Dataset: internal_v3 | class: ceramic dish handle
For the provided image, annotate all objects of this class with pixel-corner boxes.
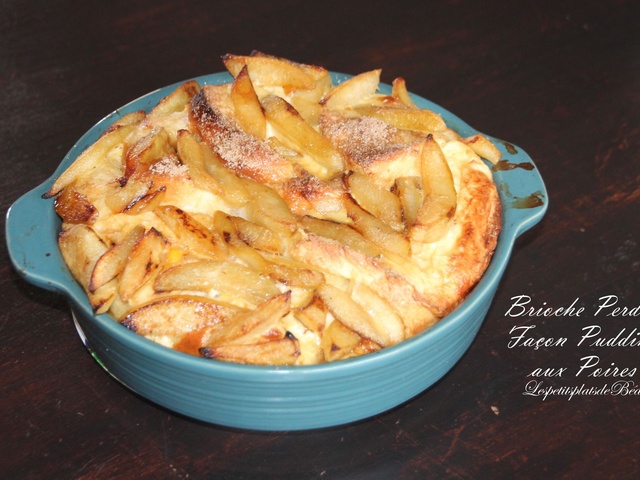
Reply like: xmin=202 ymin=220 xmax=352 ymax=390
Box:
xmin=6 ymin=182 xmax=73 ymax=296
xmin=489 ymin=139 xmax=548 ymax=242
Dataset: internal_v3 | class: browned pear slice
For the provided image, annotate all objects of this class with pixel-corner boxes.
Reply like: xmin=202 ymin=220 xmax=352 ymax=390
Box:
xmin=200 ymin=336 xmax=300 ymax=366
xmin=345 ymin=172 xmax=404 ymax=231
xmin=201 ymin=291 xmax=292 ymax=347
xmin=391 ymin=77 xmax=418 ymax=108
xmin=121 ymin=295 xmax=241 ymax=339
xmin=231 ymin=65 xmax=267 ymax=139
xmin=242 ymin=179 xmax=297 ymax=239
xmin=124 ymin=127 xmax=173 ymax=178
xmin=154 ymin=205 xmax=228 ymax=259
xmin=154 ymin=259 xmax=281 ymax=308
xmin=262 ymin=95 xmax=345 ymax=180
xmin=294 ymin=296 xmax=328 ymax=336
xmin=58 ymin=224 xmax=117 ymax=313
xmin=463 ymin=133 xmax=502 ymax=164
xmin=318 ymin=283 xmax=393 ymax=347
xmin=90 ymin=224 xmax=146 ymax=292
xmin=176 ymin=129 xmax=225 ymax=197
xmin=410 ymin=135 xmax=457 ymax=243
xmin=321 ymin=69 xmax=381 ymax=109
xmin=353 ymin=105 xmax=446 ymax=135
xmin=223 ymin=53 xmax=317 ymax=90
xmin=298 ymin=216 xmax=382 ymax=259
xmin=147 ymin=80 xmax=200 ymax=118
xmin=345 ymin=200 xmax=410 ymax=257
xmin=321 ymin=319 xmax=362 ymax=362
xmin=54 ymin=181 xmax=98 ymax=225
xmin=393 ymin=176 xmax=422 ymax=228
xmin=46 ymin=124 xmax=137 ymax=198
xmin=118 ymin=228 xmax=167 ymax=301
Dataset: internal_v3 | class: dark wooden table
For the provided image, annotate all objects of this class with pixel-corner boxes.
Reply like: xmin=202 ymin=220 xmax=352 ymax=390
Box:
xmin=2 ymin=1 xmax=639 ymax=478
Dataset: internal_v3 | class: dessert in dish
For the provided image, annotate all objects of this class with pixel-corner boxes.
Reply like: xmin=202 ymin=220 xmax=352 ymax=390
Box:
xmin=45 ymin=52 xmax=502 ymax=365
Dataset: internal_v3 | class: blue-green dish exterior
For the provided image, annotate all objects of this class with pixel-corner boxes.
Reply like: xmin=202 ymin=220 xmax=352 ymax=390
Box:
xmin=6 ymin=72 xmax=547 ymax=431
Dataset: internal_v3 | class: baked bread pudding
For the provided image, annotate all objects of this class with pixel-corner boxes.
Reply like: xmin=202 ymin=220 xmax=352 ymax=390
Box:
xmin=46 ymin=52 xmax=502 ymax=365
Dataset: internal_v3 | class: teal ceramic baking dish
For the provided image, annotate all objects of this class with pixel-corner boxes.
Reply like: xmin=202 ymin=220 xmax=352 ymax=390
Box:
xmin=6 ymin=72 xmax=547 ymax=431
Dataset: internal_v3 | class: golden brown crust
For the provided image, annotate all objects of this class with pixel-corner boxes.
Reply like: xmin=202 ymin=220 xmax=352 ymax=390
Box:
xmin=191 ymin=86 xmax=295 ymax=184
xmin=279 ymin=169 xmax=349 ymax=223
xmin=319 ymin=110 xmax=423 ymax=188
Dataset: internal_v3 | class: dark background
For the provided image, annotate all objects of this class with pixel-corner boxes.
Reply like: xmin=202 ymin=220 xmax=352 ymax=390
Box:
xmin=2 ymin=1 xmax=639 ymax=478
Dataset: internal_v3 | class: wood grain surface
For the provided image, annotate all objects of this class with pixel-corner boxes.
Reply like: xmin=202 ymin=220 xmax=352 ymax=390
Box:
xmin=2 ymin=1 xmax=639 ymax=478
